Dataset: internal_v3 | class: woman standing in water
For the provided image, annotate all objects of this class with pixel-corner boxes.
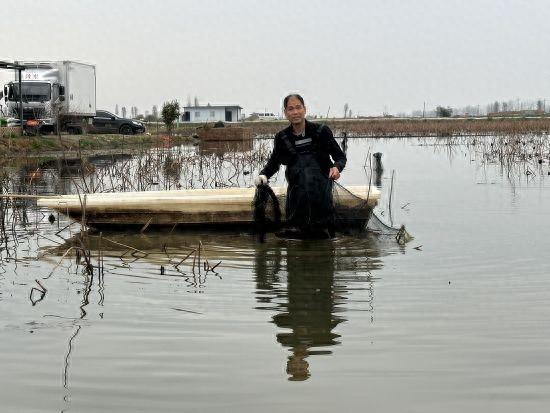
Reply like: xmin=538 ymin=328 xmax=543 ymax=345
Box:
xmin=255 ymin=94 xmax=346 ymax=236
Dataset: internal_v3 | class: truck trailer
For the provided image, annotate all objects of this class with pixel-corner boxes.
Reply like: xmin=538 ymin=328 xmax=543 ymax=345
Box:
xmin=1 ymin=60 xmax=96 ymax=134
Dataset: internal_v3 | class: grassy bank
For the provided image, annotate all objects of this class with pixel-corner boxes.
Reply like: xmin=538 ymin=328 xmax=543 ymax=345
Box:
xmin=168 ymin=117 xmax=550 ymax=137
xmin=0 ymin=133 xmax=196 ymax=155
xmin=321 ymin=117 xmax=550 ymax=137
xmin=2 ymin=117 xmax=549 ymax=156
xmin=82 ymin=117 xmax=550 ymax=141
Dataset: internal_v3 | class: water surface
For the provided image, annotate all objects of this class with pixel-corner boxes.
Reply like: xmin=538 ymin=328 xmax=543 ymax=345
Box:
xmin=1 ymin=136 xmax=549 ymax=412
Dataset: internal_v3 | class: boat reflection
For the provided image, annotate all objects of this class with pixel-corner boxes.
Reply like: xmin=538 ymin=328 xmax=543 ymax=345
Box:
xmin=42 ymin=229 xmax=388 ymax=381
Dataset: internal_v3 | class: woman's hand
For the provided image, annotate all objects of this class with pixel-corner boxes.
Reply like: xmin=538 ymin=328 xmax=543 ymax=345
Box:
xmin=254 ymin=175 xmax=268 ymax=186
xmin=328 ymin=167 xmax=340 ymax=180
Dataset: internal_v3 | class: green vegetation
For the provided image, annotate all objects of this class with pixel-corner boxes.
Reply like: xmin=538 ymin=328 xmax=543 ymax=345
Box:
xmin=0 ymin=132 xmax=196 ymax=155
xmin=435 ymin=106 xmax=453 ymax=117
xmin=161 ymin=101 xmax=181 ymax=135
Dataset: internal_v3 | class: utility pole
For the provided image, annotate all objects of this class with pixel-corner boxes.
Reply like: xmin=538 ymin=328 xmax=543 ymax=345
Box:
xmin=18 ymin=68 xmax=23 ymax=135
xmin=423 ymin=101 xmax=426 ymax=118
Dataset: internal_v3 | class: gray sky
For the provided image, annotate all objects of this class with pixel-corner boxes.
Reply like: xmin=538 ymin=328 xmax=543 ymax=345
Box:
xmin=3 ymin=0 xmax=549 ymax=116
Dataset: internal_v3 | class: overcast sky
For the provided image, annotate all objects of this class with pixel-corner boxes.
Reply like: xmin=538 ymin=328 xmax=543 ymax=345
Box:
xmin=2 ymin=0 xmax=549 ymax=116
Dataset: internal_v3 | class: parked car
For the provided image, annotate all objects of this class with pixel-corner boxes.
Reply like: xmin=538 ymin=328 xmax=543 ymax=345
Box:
xmin=89 ymin=110 xmax=145 ymax=135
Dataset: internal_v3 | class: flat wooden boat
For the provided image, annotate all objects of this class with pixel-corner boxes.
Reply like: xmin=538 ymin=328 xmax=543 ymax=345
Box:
xmin=37 ymin=186 xmax=380 ymax=228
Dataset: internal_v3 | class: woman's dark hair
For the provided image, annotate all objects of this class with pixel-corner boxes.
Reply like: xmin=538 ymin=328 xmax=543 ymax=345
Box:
xmin=283 ymin=94 xmax=305 ymax=109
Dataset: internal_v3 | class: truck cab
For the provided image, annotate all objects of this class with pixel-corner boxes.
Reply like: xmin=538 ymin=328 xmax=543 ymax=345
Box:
xmin=3 ymin=81 xmax=61 ymax=128
xmin=2 ymin=61 xmax=94 ymax=134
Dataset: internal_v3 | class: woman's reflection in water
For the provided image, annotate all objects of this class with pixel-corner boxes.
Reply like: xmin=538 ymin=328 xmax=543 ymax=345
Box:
xmin=254 ymin=240 xmax=370 ymax=381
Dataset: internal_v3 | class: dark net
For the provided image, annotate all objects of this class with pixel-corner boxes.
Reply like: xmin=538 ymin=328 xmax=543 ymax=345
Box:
xmin=333 ymin=181 xmax=413 ymax=244
xmin=331 ymin=181 xmax=373 ymax=233
xmin=253 ymin=185 xmax=282 ymax=242
xmin=253 ymin=180 xmax=412 ymax=243
xmin=367 ymin=210 xmax=413 ymax=244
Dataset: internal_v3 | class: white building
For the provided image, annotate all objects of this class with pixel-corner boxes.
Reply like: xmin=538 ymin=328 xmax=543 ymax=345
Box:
xmin=182 ymin=104 xmax=242 ymax=122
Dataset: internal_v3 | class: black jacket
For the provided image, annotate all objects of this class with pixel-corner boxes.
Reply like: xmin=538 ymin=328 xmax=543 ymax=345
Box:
xmin=260 ymin=120 xmax=346 ymax=179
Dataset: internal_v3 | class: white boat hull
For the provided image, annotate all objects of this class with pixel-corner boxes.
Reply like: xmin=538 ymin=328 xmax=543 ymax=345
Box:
xmin=37 ymin=186 xmax=380 ymax=228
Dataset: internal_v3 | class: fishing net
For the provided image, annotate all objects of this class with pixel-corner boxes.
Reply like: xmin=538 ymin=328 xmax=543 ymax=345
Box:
xmin=331 ymin=181 xmax=373 ymax=233
xmin=253 ymin=179 xmax=412 ymax=243
xmin=253 ymin=185 xmax=282 ymax=243
xmin=334 ymin=183 xmax=413 ymax=245
xmin=366 ymin=209 xmax=413 ymax=245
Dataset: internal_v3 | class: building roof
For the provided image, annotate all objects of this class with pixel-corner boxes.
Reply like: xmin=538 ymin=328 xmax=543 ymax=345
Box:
xmin=184 ymin=104 xmax=243 ymax=110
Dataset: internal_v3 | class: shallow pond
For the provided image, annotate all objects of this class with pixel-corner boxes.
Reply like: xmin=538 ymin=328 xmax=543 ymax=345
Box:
xmin=1 ymin=136 xmax=549 ymax=412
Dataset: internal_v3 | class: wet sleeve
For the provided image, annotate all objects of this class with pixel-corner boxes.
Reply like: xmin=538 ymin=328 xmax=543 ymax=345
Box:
xmin=325 ymin=127 xmax=347 ymax=172
xmin=260 ymin=134 xmax=282 ymax=178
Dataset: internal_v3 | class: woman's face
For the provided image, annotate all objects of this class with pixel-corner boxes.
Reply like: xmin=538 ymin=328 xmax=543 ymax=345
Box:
xmin=284 ymin=97 xmax=306 ymax=125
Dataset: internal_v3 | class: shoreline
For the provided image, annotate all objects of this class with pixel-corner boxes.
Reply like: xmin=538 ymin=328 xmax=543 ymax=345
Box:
xmin=0 ymin=133 xmax=197 ymax=157
xmin=231 ymin=117 xmax=550 ymax=137
xmin=1 ymin=117 xmax=549 ymax=156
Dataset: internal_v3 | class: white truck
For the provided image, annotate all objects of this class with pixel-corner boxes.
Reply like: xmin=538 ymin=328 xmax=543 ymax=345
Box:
xmin=1 ymin=60 xmax=96 ymax=134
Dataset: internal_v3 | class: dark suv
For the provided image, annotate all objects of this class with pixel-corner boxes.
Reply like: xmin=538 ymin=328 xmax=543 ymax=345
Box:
xmin=89 ymin=110 xmax=145 ymax=135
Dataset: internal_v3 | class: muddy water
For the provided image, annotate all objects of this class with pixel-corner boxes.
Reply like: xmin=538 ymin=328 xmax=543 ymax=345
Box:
xmin=1 ymin=137 xmax=550 ymax=412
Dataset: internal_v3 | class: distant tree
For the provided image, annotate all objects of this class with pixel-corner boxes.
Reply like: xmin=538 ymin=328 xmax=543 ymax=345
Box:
xmin=343 ymin=103 xmax=349 ymax=118
xmin=348 ymin=109 xmax=353 ymax=118
xmin=537 ymin=99 xmax=544 ymax=112
xmin=187 ymin=95 xmax=192 ymax=107
xmin=161 ymin=100 xmax=180 ymax=135
xmin=435 ymin=106 xmax=453 ymax=117
xmin=115 ymin=104 xmax=119 ymax=116
xmin=121 ymin=106 xmax=127 ymax=118
xmin=152 ymin=105 xmax=158 ymax=120
xmin=493 ymin=101 xmax=500 ymax=113
xmin=194 ymin=96 xmax=199 ymax=107
xmin=136 ymin=114 xmax=144 ymax=120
